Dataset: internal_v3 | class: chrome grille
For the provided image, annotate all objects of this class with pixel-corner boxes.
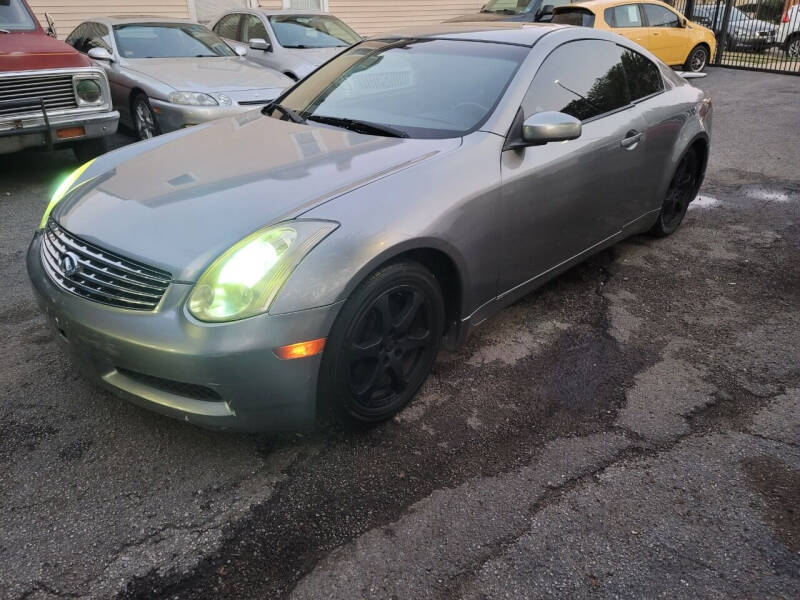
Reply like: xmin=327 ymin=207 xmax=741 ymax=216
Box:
xmin=0 ymin=74 xmax=78 ymax=118
xmin=40 ymin=219 xmax=172 ymax=311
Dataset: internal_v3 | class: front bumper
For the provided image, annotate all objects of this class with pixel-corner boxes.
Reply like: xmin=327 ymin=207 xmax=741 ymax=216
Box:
xmin=150 ymin=99 xmax=271 ymax=133
xmin=27 ymin=232 xmax=343 ymax=431
xmin=729 ymin=33 xmax=776 ymax=50
xmin=0 ymin=109 xmax=119 ymax=155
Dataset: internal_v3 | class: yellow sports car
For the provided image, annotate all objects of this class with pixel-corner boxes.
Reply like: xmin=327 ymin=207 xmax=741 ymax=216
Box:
xmin=553 ymin=0 xmax=717 ymax=72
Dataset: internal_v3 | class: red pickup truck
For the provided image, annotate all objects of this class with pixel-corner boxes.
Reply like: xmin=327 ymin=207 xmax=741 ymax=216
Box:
xmin=0 ymin=0 xmax=118 ymax=159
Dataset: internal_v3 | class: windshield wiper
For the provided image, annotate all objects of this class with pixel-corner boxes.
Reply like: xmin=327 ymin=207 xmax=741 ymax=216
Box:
xmin=306 ymin=115 xmax=408 ymax=138
xmin=265 ymin=101 xmax=306 ymax=124
xmin=0 ymin=29 xmax=10 ymax=34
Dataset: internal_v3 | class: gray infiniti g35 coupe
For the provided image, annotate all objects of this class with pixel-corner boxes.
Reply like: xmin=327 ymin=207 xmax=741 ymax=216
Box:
xmin=27 ymin=23 xmax=712 ymax=431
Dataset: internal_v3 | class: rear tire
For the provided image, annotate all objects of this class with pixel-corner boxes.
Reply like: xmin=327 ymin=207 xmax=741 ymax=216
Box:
xmin=684 ymin=45 xmax=709 ymax=72
xmin=786 ymin=35 xmax=800 ymax=58
xmin=649 ymin=148 xmax=699 ymax=238
xmin=318 ymin=261 xmax=445 ymax=424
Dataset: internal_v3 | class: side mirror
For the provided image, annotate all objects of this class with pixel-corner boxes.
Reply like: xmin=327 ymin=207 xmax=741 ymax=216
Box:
xmin=249 ymin=38 xmax=271 ymax=51
xmin=677 ymin=71 xmax=707 ymax=79
xmin=87 ymin=47 xmax=114 ymax=62
xmin=522 ymin=111 xmax=582 ymax=145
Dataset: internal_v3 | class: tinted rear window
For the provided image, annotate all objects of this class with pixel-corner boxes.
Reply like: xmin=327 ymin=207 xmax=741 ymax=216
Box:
xmin=621 ymin=47 xmax=663 ymax=100
xmin=552 ymin=8 xmax=596 ymax=27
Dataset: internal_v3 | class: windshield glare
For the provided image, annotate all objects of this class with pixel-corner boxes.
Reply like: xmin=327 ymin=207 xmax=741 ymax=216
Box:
xmin=113 ymin=23 xmax=235 ymax=58
xmin=697 ymin=6 xmax=748 ymax=22
xmin=270 ymin=39 xmax=527 ymax=139
xmin=0 ymin=0 xmax=36 ymax=31
xmin=269 ymin=15 xmax=361 ymax=48
xmin=482 ymin=0 xmax=537 ymax=14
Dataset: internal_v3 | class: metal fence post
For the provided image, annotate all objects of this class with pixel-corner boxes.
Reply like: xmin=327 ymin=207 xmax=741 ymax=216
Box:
xmin=714 ymin=0 xmax=735 ymax=65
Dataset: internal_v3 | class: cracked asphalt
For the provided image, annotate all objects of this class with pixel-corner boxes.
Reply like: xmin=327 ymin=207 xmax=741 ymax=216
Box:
xmin=1 ymin=68 xmax=799 ymax=600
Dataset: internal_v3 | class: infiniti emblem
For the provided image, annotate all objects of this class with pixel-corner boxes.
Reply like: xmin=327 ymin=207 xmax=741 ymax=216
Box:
xmin=59 ymin=252 xmax=81 ymax=277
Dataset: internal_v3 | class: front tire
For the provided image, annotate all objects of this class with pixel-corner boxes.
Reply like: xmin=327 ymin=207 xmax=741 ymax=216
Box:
xmin=319 ymin=261 xmax=445 ymax=423
xmin=684 ymin=45 xmax=709 ymax=72
xmin=649 ymin=148 xmax=699 ymax=238
xmin=132 ymin=93 xmax=160 ymax=140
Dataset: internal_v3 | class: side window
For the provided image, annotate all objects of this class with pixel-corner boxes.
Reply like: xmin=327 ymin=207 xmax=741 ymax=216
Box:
xmin=552 ymin=8 xmax=596 ymax=26
xmin=84 ymin=22 xmax=112 ymax=53
xmin=243 ymin=15 xmax=269 ymax=42
xmin=620 ymin=47 xmax=664 ymax=100
xmin=65 ymin=23 xmax=87 ymax=51
xmin=642 ymin=4 xmax=680 ymax=27
xmin=522 ymin=40 xmax=630 ymax=121
xmin=214 ymin=14 xmax=241 ymax=41
xmin=605 ymin=5 xmax=643 ymax=27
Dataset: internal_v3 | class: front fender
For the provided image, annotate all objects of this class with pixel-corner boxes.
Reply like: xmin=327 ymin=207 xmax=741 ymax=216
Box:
xmin=269 ymin=227 xmax=471 ymax=317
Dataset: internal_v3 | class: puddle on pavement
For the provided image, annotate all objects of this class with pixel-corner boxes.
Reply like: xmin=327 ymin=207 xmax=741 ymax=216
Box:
xmin=689 ymin=195 xmax=721 ymax=210
xmin=745 ymin=188 xmax=792 ymax=203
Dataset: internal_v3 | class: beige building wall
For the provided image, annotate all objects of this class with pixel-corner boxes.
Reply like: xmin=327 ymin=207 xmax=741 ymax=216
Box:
xmin=27 ymin=0 xmax=193 ymax=38
xmin=258 ymin=0 xmax=485 ymax=36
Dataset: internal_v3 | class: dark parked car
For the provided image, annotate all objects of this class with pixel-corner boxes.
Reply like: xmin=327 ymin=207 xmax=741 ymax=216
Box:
xmin=447 ymin=0 xmax=574 ymax=24
xmin=693 ymin=4 xmax=777 ymax=51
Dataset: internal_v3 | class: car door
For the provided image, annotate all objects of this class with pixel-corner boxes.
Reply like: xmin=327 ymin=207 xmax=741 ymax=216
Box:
xmin=241 ymin=14 xmax=279 ymax=70
xmin=604 ymin=4 xmax=648 ymax=47
xmin=640 ymin=3 xmax=688 ymax=65
xmin=499 ymin=39 xmax=649 ymax=293
xmin=68 ymin=22 xmax=127 ymax=119
xmin=212 ymin=13 xmax=243 ymax=49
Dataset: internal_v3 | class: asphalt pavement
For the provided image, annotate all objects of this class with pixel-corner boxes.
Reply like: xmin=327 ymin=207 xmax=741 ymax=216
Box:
xmin=1 ymin=68 xmax=798 ymax=600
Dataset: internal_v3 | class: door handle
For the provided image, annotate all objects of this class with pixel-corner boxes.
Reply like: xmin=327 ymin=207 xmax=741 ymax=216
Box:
xmin=620 ymin=131 xmax=643 ymax=149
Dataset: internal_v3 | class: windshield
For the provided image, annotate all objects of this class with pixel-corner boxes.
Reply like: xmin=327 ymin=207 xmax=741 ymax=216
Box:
xmin=269 ymin=39 xmax=527 ymax=139
xmin=0 ymin=0 xmax=37 ymax=31
xmin=113 ymin=23 xmax=235 ymax=58
xmin=481 ymin=0 xmax=538 ymax=14
xmin=695 ymin=5 xmax=748 ymax=23
xmin=269 ymin=14 xmax=361 ymax=48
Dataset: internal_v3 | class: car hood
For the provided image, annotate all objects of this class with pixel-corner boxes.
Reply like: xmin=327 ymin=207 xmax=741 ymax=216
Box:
xmin=0 ymin=32 xmax=90 ymax=71
xmin=741 ymin=18 xmax=776 ymax=32
xmin=285 ymin=46 xmax=344 ymax=66
xmin=122 ymin=56 xmax=293 ymax=92
xmin=445 ymin=12 xmax=532 ymax=23
xmin=54 ymin=113 xmax=459 ymax=281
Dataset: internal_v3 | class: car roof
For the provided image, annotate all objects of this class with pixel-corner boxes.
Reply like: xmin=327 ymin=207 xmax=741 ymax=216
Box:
xmin=99 ymin=16 xmax=195 ymax=26
xmin=563 ymin=0 xmax=675 ymax=11
xmin=364 ymin=22 xmax=570 ymax=47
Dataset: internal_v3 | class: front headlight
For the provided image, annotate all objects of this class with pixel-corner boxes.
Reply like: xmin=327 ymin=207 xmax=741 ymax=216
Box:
xmin=188 ymin=221 xmax=338 ymax=322
xmin=39 ymin=159 xmax=96 ymax=229
xmin=168 ymin=91 xmax=218 ymax=106
xmin=75 ymin=78 xmax=103 ymax=104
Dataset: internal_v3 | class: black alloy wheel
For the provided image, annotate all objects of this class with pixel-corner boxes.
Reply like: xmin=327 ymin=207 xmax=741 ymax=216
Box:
xmin=319 ymin=262 xmax=444 ymax=423
xmin=650 ymin=148 xmax=699 ymax=237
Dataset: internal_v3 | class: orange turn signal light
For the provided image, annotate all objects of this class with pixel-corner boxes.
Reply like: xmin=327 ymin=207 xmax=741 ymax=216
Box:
xmin=274 ymin=338 xmax=326 ymax=360
xmin=56 ymin=127 xmax=86 ymax=139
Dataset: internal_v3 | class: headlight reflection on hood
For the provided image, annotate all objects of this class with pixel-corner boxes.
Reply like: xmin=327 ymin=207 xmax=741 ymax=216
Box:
xmin=39 ymin=159 xmax=96 ymax=229
xmin=188 ymin=221 xmax=338 ymax=322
